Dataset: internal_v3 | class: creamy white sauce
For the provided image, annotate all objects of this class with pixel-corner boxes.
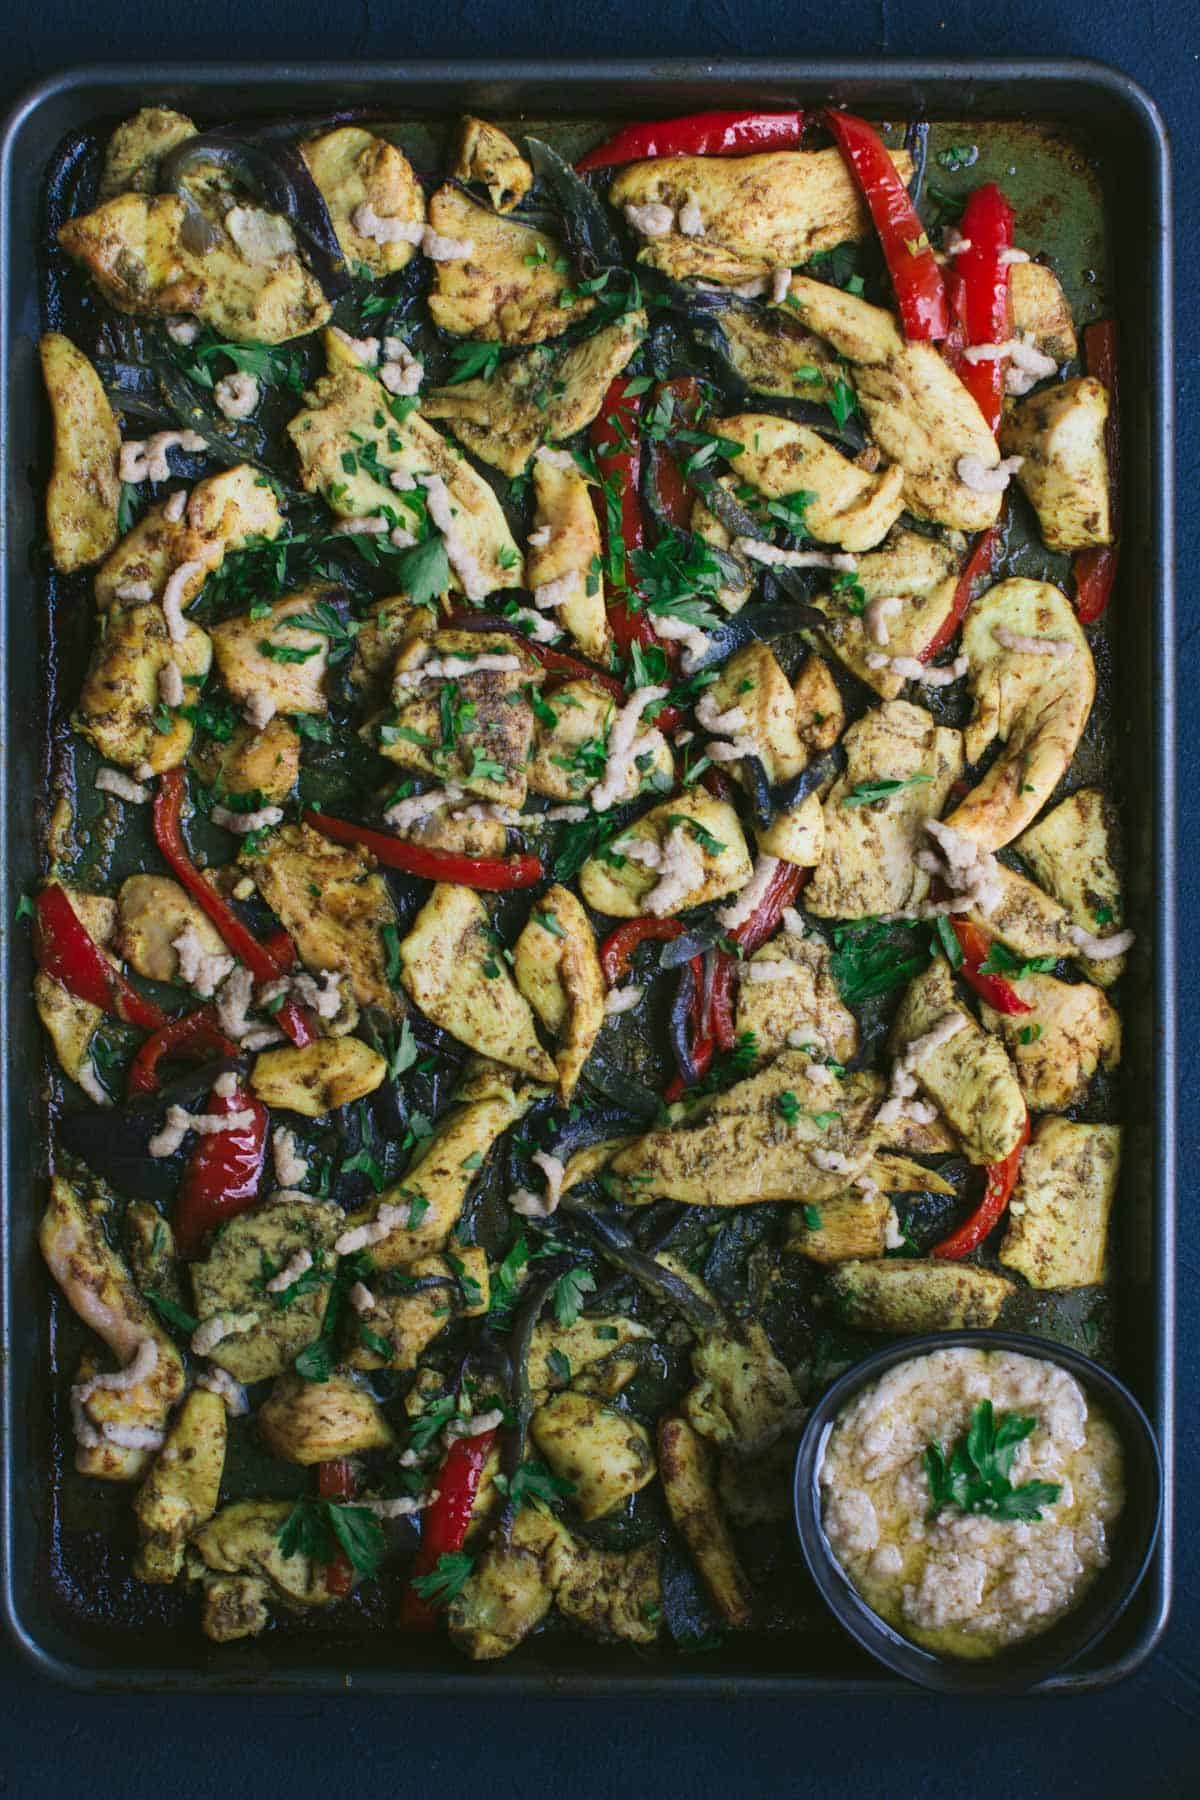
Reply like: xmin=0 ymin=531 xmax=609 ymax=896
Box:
xmin=161 ymin=558 xmax=205 ymax=643
xmin=510 ymin=606 xmax=561 ymax=643
xmin=510 ymin=1149 xmax=565 ymax=1219
xmin=172 ymin=922 xmax=235 ymax=998
xmin=334 ymin=1201 xmax=411 ymax=1257
xmin=191 ymin=1310 xmax=261 ymax=1356
xmin=264 ymin=1248 xmax=313 ymax=1294
xmin=214 ymin=372 xmax=260 ymax=420
xmin=992 ymin=624 xmax=1076 ymax=658
xmin=380 ymin=336 xmax=424 ymax=396
xmin=875 ymin=1012 xmax=964 ymax=1130
xmin=330 ymin=326 xmax=380 ymax=366
xmin=623 ymin=201 xmax=674 ymax=238
xmin=641 ymin=825 xmax=705 ymax=917
xmin=214 ymin=965 xmax=257 ymax=1041
xmin=197 ymin=1365 xmax=250 ymax=1415
xmin=1067 ymin=923 xmax=1136 ymax=960
xmin=717 ymin=852 xmax=780 ymax=931
xmin=157 ymin=660 xmax=185 ymax=707
xmin=76 ymin=1060 xmax=111 ymax=1106
xmin=394 ymin=651 xmax=521 ymax=688
xmin=383 ymin=784 xmax=465 ymax=831
xmin=148 ymin=1102 xmax=255 ymax=1158
xmin=72 ymin=1338 xmax=158 ymax=1416
xmin=677 ymin=194 xmax=704 ymax=237
xmin=770 ymin=267 xmax=793 ymax=304
xmin=736 ymin=539 xmax=859 ymax=572
xmin=422 ymin=227 xmax=475 ymax=261
xmin=350 ymin=203 xmax=425 ymax=246
xmin=742 ymin=958 xmax=796 ymax=983
xmin=819 ymin=1347 xmax=1125 ymax=1660
xmin=423 ymin=474 xmax=493 ymax=601
xmin=273 ymin=1126 xmax=309 ymax=1190
xmin=865 ymin=651 xmax=968 ymax=687
xmin=95 ymin=767 xmax=149 ymax=804
xmin=653 ymin=612 xmax=711 ymax=672
xmin=365 ymin=1494 xmax=434 ymax=1518
xmin=210 ymin=803 xmax=284 ymax=834
xmin=119 ymin=430 xmax=207 ymax=485
xmin=918 ymin=818 xmax=1004 ymax=918
xmin=589 ymin=686 xmax=669 ymax=813
xmin=604 ymin=983 xmax=644 ymax=1016
xmin=224 ymin=206 xmax=296 ymax=264
xmin=865 ymin=595 xmax=902 ymax=647
xmin=957 ymin=453 xmax=1024 ymax=495
xmin=244 ymin=691 xmax=278 ymax=733
xmin=533 ymin=570 xmax=583 ymax=612
xmin=809 ymin=1148 xmax=854 ymax=1173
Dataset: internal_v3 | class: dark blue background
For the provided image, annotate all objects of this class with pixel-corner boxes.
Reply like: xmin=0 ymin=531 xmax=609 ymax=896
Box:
xmin=3 ymin=6 xmax=1195 ymax=1794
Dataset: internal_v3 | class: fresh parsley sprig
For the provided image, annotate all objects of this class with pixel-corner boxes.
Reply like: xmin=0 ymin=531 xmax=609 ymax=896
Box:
xmin=276 ymin=1497 xmax=386 ymax=1579
xmin=924 ymin=1400 xmax=1063 ymax=1523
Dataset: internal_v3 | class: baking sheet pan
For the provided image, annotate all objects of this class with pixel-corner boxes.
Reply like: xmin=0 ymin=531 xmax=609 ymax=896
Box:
xmin=0 ymin=59 xmax=1175 ymax=1693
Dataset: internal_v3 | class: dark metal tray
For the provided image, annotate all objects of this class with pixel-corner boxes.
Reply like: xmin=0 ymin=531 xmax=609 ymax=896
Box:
xmin=0 ymin=58 xmax=1175 ymax=1695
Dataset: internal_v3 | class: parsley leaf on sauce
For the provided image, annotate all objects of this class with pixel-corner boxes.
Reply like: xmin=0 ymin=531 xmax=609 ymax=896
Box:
xmin=923 ymin=1400 xmax=1063 ymax=1523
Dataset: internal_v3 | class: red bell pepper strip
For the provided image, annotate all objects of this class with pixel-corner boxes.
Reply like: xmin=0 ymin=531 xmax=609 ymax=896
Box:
xmin=304 ymin=809 xmax=544 ymax=891
xmin=730 ymin=860 xmax=807 ymax=958
xmin=152 ymin=770 xmax=313 ymax=1049
xmin=399 ymin=1427 xmax=499 ymax=1629
xmin=949 ymin=919 xmax=1033 ymax=1017
xmin=645 ymin=377 xmax=705 ymax=531
xmin=947 ymin=183 xmax=1016 ymax=436
xmin=126 ymin=1005 xmax=239 ymax=1096
xmin=664 ymin=1018 xmax=714 ymax=1106
xmin=919 ymin=514 xmax=1003 ymax=663
xmin=931 ymin=1112 xmax=1030 ymax=1260
xmin=700 ymin=765 xmax=736 ymax=804
xmin=824 ymin=110 xmax=950 ymax=342
xmin=667 ymin=952 xmax=714 ymax=1092
xmin=1072 ymin=321 xmax=1121 ymax=624
xmin=705 ymin=861 xmax=808 ymax=1052
xmin=173 ymin=1077 xmax=268 ymax=1259
xmin=599 ymin=916 xmax=684 ymax=986
xmin=577 ymin=109 xmax=805 ymax=173
xmin=33 ymin=884 xmax=168 ymax=1032
xmin=707 ymin=954 xmax=738 ymax=1054
xmin=590 ymin=375 xmax=659 ymax=658
xmin=318 ymin=1459 xmax=357 ymax=1597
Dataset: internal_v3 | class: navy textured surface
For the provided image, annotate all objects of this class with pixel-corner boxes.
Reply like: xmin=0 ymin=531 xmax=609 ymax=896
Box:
xmin=2 ymin=6 xmax=1196 ymax=1793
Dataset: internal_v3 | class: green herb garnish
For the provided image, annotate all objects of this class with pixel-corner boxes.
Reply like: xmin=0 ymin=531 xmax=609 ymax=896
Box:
xmin=841 ymin=773 xmax=933 ymax=808
xmin=977 ymin=942 xmax=1057 ymax=980
xmin=551 ymin=1265 xmax=597 ymax=1328
xmin=444 ymin=342 xmax=502 ymax=385
xmin=924 ymin=1400 xmax=1063 ymax=1523
xmin=410 ymin=1549 xmax=474 ymax=1608
xmin=276 ymin=1498 xmax=385 ymax=1578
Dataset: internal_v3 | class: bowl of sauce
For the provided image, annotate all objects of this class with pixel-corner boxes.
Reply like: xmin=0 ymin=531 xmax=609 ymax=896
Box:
xmin=793 ymin=1332 xmax=1162 ymax=1692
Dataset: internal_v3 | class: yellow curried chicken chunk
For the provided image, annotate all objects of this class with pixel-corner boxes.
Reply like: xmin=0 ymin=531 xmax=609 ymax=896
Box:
xmin=946 ymin=578 xmax=1095 ymax=851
